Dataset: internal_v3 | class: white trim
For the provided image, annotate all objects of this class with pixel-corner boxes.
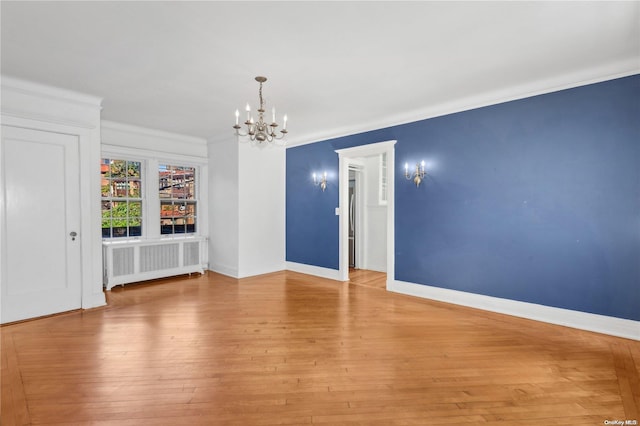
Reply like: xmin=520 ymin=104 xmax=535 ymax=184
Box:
xmin=285 ymin=64 xmax=640 ymax=148
xmin=390 ymin=279 xmax=640 ymax=341
xmin=335 ymin=140 xmax=398 ymax=158
xmin=1 ymin=76 xmax=102 ymax=131
xmin=1 ymin=75 xmax=103 ymax=108
xmin=286 ymin=261 xmax=342 ymax=281
xmin=208 ymin=263 xmax=239 ymax=279
xmin=101 ymin=120 xmax=206 ymax=146
xmin=336 ymin=140 xmax=396 ymax=283
xmin=101 ymin=120 xmax=207 ymax=159
xmin=101 ymin=144 xmax=208 ymax=166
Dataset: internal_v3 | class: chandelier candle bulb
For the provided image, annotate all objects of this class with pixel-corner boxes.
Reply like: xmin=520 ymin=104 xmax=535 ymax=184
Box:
xmin=235 ymin=109 xmax=239 ymax=125
xmin=272 ymin=108 xmax=276 ymax=123
xmin=283 ymin=114 xmax=288 ymax=130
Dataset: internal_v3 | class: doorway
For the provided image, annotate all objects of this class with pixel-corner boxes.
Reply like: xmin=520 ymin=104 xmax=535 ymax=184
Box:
xmin=349 ymin=171 xmax=356 ymax=268
xmin=335 ymin=140 xmax=396 ymax=288
xmin=347 ymin=163 xmax=364 ymax=270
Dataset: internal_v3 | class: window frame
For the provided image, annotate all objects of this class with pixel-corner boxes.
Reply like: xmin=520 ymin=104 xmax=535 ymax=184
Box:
xmin=159 ymin=163 xmax=199 ymax=236
xmin=101 ymin=157 xmax=144 ymax=239
xmin=378 ymin=152 xmax=388 ymax=206
xmin=101 ymin=145 xmax=208 ymax=242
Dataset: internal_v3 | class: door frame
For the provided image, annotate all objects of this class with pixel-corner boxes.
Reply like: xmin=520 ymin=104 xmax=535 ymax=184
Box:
xmin=1 ymin=125 xmax=84 ymax=322
xmin=335 ymin=140 xmax=396 ymax=287
xmin=1 ymin=77 xmax=106 ymax=319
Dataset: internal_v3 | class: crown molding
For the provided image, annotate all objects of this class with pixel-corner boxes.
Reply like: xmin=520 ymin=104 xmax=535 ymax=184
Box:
xmin=285 ymin=59 xmax=640 ymax=148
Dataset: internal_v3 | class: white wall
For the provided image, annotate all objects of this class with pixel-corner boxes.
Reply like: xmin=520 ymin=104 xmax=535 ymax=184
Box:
xmin=238 ymin=143 xmax=286 ymax=278
xmin=364 ymin=155 xmax=387 ymax=272
xmin=208 ymin=139 xmax=285 ymax=279
xmin=208 ymin=139 xmax=240 ymax=277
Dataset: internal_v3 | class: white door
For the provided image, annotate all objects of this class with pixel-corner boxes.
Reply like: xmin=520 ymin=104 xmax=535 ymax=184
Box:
xmin=1 ymin=125 xmax=82 ymax=323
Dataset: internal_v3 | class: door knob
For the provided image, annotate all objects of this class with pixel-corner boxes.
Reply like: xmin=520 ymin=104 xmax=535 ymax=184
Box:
xmin=70 ymin=231 xmax=77 ymax=241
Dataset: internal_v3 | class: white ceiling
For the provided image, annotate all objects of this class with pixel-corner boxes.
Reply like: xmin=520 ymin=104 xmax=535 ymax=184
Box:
xmin=2 ymin=1 xmax=639 ymax=146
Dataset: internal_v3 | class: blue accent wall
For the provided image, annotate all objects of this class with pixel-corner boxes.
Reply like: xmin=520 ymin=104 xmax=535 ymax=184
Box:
xmin=286 ymin=75 xmax=640 ymax=321
xmin=286 ymin=142 xmax=340 ymax=269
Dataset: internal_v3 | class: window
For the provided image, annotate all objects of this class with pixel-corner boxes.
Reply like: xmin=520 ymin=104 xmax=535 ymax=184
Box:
xmin=101 ymin=159 xmax=142 ymax=238
xmin=159 ymin=164 xmax=197 ymax=235
xmin=378 ymin=153 xmax=388 ymax=205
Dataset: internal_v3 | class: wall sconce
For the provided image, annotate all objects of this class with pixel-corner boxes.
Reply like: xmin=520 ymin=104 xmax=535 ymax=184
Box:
xmin=405 ymin=161 xmax=426 ymax=187
xmin=313 ymin=172 xmax=327 ymax=192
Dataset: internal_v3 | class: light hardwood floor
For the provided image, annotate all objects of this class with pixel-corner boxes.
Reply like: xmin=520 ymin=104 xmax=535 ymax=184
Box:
xmin=2 ymin=271 xmax=639 ymax=425
xmin=349 ymin=268 xmax=387 ymax=290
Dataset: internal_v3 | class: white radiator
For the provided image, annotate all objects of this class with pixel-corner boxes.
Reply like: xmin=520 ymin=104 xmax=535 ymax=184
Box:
xmin=103 ymin=237 xmax=207 ymax=290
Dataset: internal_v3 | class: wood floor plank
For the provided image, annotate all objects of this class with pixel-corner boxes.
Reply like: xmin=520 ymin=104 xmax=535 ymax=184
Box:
xmin=1 ymin=332 xmax=31 ymax=425
xmin=1 ymin=270 xmax=639 ymax=425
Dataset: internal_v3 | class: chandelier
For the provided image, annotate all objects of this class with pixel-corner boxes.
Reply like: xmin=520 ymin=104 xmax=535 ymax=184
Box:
xmin=233 ymin=76 xmax=288 ymax=144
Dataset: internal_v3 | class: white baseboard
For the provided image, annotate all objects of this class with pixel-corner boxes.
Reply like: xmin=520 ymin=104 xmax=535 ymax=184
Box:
xmin=390 ymin=280 xmax=640 ymax=341
xmin=286 ymin=261 xmax=343 ymax=281
xmin=208 ymin=263 xmax=239 ymax=279
xmin=83 ymin=293 xmax=107 ymax=310
xmin=237 ymin=264 xmax=286 ymax=279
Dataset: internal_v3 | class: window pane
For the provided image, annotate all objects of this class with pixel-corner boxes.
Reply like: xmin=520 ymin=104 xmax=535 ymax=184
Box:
xmin=101 ymin=183 xmax=110 ymax=198
xmin=114 ymin=180 xmax=128 ymax=198
xmin=102 ymin=226 xmax=111 ymax=238
xmin=112 ymin=201 xmax=127 ymax=218
xmin=128 ymin=180 xmax=141 ymax=197
xmin=159 ymin=164 xmax=197 ymax=235
xmin=185 ymin=167 xmax=195 ymax=199
xmin=110 ymin=160 xmax=126 ymax=178
xmin=101 ymin=159 xmax=111 ymax=177
xmin=185 ymin=202 xmax=196 ymax=217
xmin=129 ymin=201 xmax=142 ymax=218
xmin=172 ymin=167 xmax=186 ymax=199
xmin=161 ymin=201 xmax=174 ymax=217
xmin=127 ymin=161 xmax=141 ymax=178
xmin=112 ymin=226 xmax=127 ymax=238
xmin=161 ymin=221 xmax=173 ymax=235
xmin=101 ymin=200 xmax=112 ymax=215
xmin=159 ymin=165 xmax=171 ymax=198
xmin=102 ymin=158 xmax=143 ymax=239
